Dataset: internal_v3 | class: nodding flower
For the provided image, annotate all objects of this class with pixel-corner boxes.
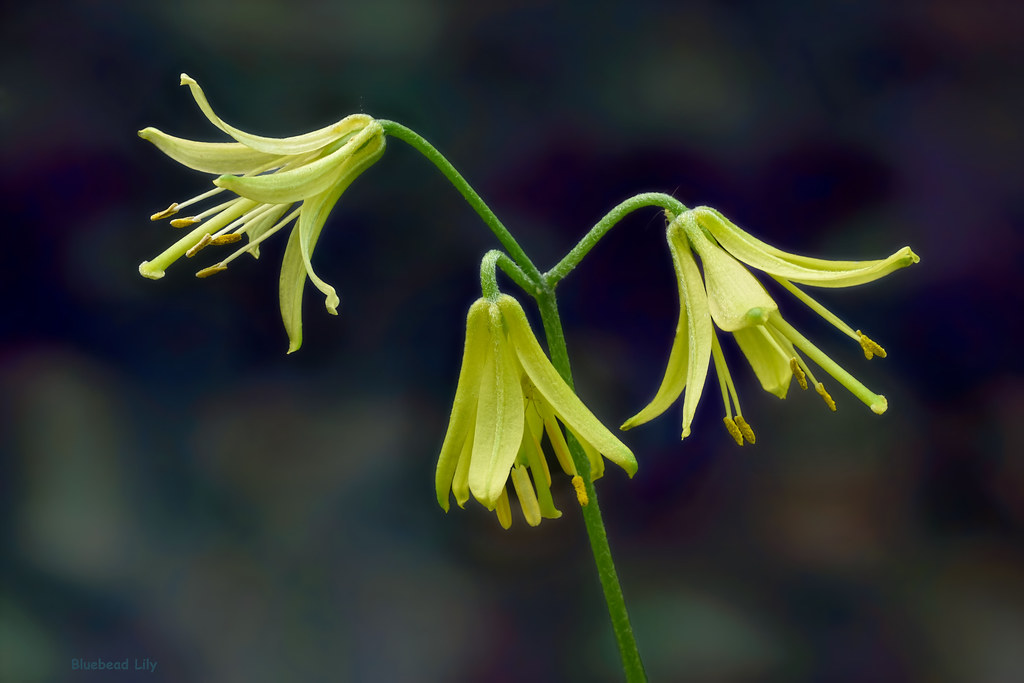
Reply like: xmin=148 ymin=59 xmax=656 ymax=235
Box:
xmin=138 ymin=74 xmax=385 ymax=352
xmin=436 ymin=295 xmax=636 ymax=528
xmin=621 ymin=207 xmax=919 ymax=444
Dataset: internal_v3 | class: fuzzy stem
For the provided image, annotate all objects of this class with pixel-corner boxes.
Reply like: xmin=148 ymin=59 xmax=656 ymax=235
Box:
xmin=535 ymin=292 xmax=647 ymax=683
xmin=379 ymin=120 xmax=544 ymax=287
xmin=546 ymin=193 xmax=688 ymax=286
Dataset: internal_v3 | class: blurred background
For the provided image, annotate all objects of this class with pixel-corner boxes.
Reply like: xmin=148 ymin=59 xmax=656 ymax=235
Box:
xmin=2 ymin=1 xmax=1022 ymax=681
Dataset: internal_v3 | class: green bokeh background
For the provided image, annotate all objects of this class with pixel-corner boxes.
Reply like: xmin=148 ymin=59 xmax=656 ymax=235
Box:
xmin=2 ymin=1 xmax=1022 ymax=682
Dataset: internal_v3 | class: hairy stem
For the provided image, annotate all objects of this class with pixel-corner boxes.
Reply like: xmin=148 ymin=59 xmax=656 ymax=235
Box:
xmin=547 ymin=193 xmax=688 ymax=286
xmin=535 ymin=292 xmax=647 ymax=683
xmin=480 ymin=250 xmax=533 ymax=300
xmin=379 ymin=120 xmax=544 ymax=286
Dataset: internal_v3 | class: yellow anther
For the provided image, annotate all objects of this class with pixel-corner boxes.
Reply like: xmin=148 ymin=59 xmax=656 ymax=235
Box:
xmin=185 ymin=233 xmax=213 ymax=258
xmin=150 ymin=203 xmax=179 ymax=221
xmin=723 ymin=417 xmax=744 ymax=445
xmin=816 ymin=382 xmax=837 ymax=412
xmin=856 ymin=330 xmax=887 ymax=360
xmin=734 ymin=415 xmax=756 ymax=444
xmin=571 ymin=475 xmax=589 ymax=507
xmin=210 ymin=233 xmax=243 ymax=246
xmin=195 ymin=264 xmax=227 ymax=279
xmin=170 ymin=216 xmax=201 ymax=228
xmin=790 ymin=358 xmax=808 ymax=390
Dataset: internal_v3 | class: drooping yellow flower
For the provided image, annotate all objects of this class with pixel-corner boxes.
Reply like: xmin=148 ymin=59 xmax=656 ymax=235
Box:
xmin=138 ymin=74 xmax=385 ymax=352
xmin=622 ymin=208 xmax=919 ymax=443
xmin=436 ymin=295 xmax=637 ymax=528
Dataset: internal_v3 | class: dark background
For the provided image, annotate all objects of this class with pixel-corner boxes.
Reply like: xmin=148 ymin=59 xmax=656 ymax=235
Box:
xmin=2 ymin=1 xmax=1022 ymax=682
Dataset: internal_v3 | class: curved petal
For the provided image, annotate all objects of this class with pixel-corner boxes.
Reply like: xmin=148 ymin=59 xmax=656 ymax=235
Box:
xmin=179 ymin=74 xmax=373 ymax=155
xmin=497 ymin=295 xmax=637 ymax=477
xmin=296 ymin=188 xmax=343 ymax=314
xmin=510 ymin=464 xmax=541 ymax=527
xmin=279 ymin=221 xmax=308 ymax=353
xmin=468 ymin=305 xmax=526 ymax=508
xmin=435 ymin=301 xmax=490 ymax=510
xmin=138 ymin=127 xmax=282 ymax=174
xmin=733 ymin=325 xmax=793 ymax=398
xmin=623 ymin=220 xmax=713 ymax=440
xmin=694 ymin=207 xmax=919 ymax=287
xmin=215 ymin=125 xmax=384 ymax=204
xmin=683 ymin=213 xmax=778 ymax=332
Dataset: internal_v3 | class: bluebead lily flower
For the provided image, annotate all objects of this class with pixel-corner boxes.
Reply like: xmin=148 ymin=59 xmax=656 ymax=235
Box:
xmin=138 ymin=74 xmax=385 ymax=352
xmin=622 ymin=207 xmax=919 ymax=444
xmin=436 ymin=295 xmax=637 ymax=528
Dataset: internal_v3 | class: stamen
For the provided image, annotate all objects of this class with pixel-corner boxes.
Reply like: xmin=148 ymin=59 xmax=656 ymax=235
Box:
xmin=194 ymin=198 xmax=243 ymax=221
xmin=210 ymin=233 xmax=243 ymax=246
xmin=195 ymin=264 xmax=227 ymax=279
xmin=170 ymin=216 xmax=201 ymax=228
xmin=571 ymin=475 xmax=589 ymax=506
xmin=723 ymin=417 xmax=744 ymax=445
xmin=185 ymin=233 xmax=212 ymax=258
xmin=734 ymin=415 xmax=756 ymax=444
xmin=218 ymin=207 xmax=301 ymax=267
xmin=771 ymin=276 xmax=859 ymax=341
xmin=211 ymin=202 xmax=278 ymax=239
xmin=174 ymin=186 xmax=227 ymax=212
xmin=771 ymin=313 xmax=888 ymax=414
xmin=150 ymin=203 xmax=178 ymax=221
xmin=495 ymin=487 xmax=512 ymax=530
xmin=857 ymin=330 xmax=887 ymax=359
xmin=510 ymin=465 xmax=541 ymax=527
xmin=790 ymin=358 xmax=808 ymax=390
xmin=711 ymin=331 xmax=744 ymax=415
xmin=816 ymin=382 xmax=837 ymax=411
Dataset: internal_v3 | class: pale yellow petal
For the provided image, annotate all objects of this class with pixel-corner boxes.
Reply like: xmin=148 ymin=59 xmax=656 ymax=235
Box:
xmin=138 ymin=127 xmax=282 ymax=174
xmin=435 ymin=301 xmax=490 ymax=510
xmin=468 ymin=305 xmax=526 ymax=507
xmin=694 ymin=207 xmax=919 ymax=287
xmin=497 ymin=295 xmax=637 ymax=477
xmin=733 ymin=325 xmax=793 ymax=398
xmin=215 ymin=125 xmax=384 ymax=204
xmin=179 ymin=73 xmax=373 ymax=155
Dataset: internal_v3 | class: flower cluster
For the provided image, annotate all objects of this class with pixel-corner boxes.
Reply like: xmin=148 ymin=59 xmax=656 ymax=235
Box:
xmin=435 ymin=295 xmax=637 ymax=528
xmin=622 ymin=208 xmax=919 ymax=443
xmin=139 ymin=74 xmax=385 ymax=352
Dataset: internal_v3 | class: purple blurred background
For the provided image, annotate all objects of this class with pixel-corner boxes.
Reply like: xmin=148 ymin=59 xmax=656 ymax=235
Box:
xmin=2 ymin=1 xmax=1022 ymax=681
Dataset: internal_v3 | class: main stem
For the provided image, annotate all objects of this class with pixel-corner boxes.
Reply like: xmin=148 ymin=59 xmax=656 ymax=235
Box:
xmin=535 ymin=293 xmax=647 ymax=683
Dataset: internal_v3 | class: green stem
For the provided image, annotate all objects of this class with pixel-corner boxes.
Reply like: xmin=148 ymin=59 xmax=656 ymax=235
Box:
xmin=547 ymin=193 xmax=688 ymax=286
xmin=379 ymin=120 xmax=544 ymax=286
xmin=535 ymin=292 xmax=647 ymax=683
xmin=480 ymin=250 xmax=532 ymax=300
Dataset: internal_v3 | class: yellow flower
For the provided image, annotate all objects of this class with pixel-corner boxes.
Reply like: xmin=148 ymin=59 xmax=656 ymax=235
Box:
xmin=622 ymin=208 xmax=919 ymax=444
xmin=138 ymin=74 xmax=385 ymax=352
xmin=436 ymin=295 xmax=637 ymax=528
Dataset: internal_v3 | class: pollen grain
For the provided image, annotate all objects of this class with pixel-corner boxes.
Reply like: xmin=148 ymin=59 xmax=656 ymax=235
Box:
xmin=723 ymin=417 xmax=744 ymax=445
xmin=790 ymin=358 xmax=808 ymax=390
xmin=150 ymin=203 xmax=179 ymax=221
xmin=734 ymin=415 xmax=756 ymax=444
xmin=571 ymin=475 xmax=589 ymax=506
xmin=185 ymin=233 xmax=213 ymax=258
xmin=816 ymin=383 xmax=837 ymax=412
xmin=195 ymin=264 xmax=227 ymax=279
xmin=857 ymin=331 xmax=887 ymax=360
